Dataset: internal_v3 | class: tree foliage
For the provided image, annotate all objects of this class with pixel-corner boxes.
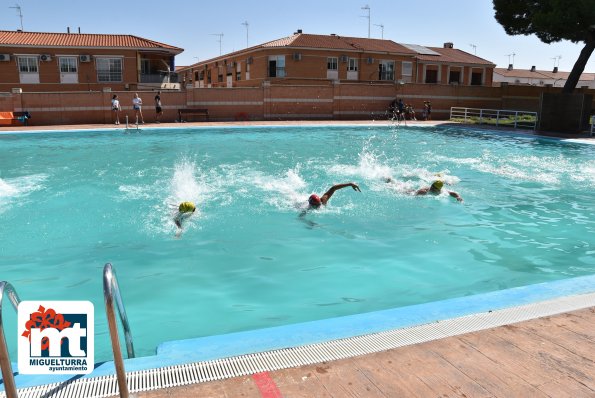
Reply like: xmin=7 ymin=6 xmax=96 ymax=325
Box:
xmin=493 ymin=0 xmax=595 ymax=93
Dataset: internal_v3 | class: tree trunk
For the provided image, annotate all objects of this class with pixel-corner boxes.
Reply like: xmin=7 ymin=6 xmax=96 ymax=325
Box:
xmin=562 ymin=33 xmax=595 ymax=94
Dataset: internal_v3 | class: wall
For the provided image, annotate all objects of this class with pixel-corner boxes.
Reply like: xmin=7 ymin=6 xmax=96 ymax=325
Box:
xmin=1 ymin=83 xmax=593 ymax=126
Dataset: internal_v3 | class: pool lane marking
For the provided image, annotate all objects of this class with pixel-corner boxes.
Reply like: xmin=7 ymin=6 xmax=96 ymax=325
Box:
xmin=252 ymin=372 xmax=283 ymax=398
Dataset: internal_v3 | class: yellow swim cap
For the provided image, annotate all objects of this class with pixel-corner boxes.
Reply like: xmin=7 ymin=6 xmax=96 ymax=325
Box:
xmin=178 ymin=201 xmax=196 ymax=213
xmin=431 ymin=180 xmax=444 ymax=190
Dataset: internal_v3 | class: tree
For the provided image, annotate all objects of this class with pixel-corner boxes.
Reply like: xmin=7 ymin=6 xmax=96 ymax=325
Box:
xmin=493 ymin=0 xmax=595 ymax=93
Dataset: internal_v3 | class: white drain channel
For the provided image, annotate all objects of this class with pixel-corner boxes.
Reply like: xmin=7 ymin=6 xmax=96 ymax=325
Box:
xmin=5 ymin=292 xmax=594 ymax=398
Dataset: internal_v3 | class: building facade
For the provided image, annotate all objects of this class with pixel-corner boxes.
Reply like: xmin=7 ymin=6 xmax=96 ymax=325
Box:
xmin=178 ymin=32 xmax=495 ymax=89
xmin=0 ymin=30 xmax=183 ymax=92
xmin=493 ymin=65 xmax=595 ymax=89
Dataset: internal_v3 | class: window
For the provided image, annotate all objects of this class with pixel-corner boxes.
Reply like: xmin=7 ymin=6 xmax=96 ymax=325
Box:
xmin=449 ymin=70 xmax=461 ymax=84
xmin=218 ymin=74 xmax=223 ymax=83
xmin=207 ymin=69 xmax=211 ymax=84
xmin=471 ymin=71 xmax=483 ymax=85
xmin=402 ymin=62 xmax=412 ymax=78
xmin=348 ymin=58 xmax=358 ymax=71
xmin=378 ymin=60 xmax=395 ymax=81
xmin=268 ymin=55 xmax=285 ymax=78
xmin=96 ymin=57 xmax=123 ymax=82
xmin=59 ymin=57 xmax=77 ymax=73
xmin=18 ymin=56 xmax=38 ymax=73
xmin=425 ymin=69 xmax=438 ymax=83
xmin=141 ymin=59 xmax=150 ymax=74
xmin=236 ymin=71 xmax=241 ymax=81
xmin=327 ymin=57 xmax=338 ymax=71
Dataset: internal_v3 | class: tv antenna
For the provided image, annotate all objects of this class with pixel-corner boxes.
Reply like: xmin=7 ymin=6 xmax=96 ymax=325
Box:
xmin=241 ymin=21 xmax=249 ymax=47
xmin=506 ymin=52 xmax=516 ymax=65
xmin=210 ymin=33 xmax=224 ymax=55
xmin=374 ymin=23 xmax=384 ymax=39
xmin=9 ymin=3 xmax=23 ymax=31
xmin=361 ymin=4 xmax=370 ymax=38
xmin=551 ymin=55 xmax=562 ymax=68
xmin=469 ymin=43 xmax=477 ymax=55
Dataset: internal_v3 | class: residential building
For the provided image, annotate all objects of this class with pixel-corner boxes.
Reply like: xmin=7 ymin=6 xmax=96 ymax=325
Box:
xmin=0 ymin=30 xmax=183 ymax=92
xmin=493 ymin=65 xmax=595 ymax=89
xmin=178 ymin=31 xmax=495 ymax=89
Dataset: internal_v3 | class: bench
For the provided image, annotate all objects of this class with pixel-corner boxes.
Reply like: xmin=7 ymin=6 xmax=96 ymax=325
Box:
xmin=178 ymin=108 xmax=209 ymax=122
xmin=0 ymin=111 xmax=31 ymax=126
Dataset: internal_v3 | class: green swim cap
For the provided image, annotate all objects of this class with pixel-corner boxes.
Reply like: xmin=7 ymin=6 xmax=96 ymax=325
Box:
xmin=431 ymin=180 xmax=444 ymax=190
xmin=179 ymin=201 xmax=196 ymax=213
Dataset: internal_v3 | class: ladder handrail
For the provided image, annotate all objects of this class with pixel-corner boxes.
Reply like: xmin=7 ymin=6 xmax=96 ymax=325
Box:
xmin=0 ymin=281 xmax=21 ymax=398
xmin=103 ymin=263 xmax=134 ymax=398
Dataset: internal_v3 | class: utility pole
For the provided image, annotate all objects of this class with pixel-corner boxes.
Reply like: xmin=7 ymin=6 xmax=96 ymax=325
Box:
xmin=211 ymin=33 xmax=224 ymax=56
xmin=9 ymin=4 xmax=23 ymax=31
xmin=374 ymin=23 xmax=384 ymax=39
xmin=241 ymin=21 xmax=249 ymax=48
xmin=361 ymin=4 xmax=370 ymax=38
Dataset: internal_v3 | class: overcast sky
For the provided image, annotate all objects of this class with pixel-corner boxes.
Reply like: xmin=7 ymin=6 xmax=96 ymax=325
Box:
xmin=1 ymin=0 xmax=593 ymax=73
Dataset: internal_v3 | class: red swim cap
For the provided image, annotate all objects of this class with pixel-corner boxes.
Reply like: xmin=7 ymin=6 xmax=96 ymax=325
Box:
xmin=308 ymin=194 xmax=322 ymax=206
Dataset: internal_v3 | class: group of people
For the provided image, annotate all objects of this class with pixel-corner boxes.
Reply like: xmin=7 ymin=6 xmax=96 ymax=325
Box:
xmin=111 ymin=92 xmax=163 ymax=125
xmin=174 ymin=178 xmax=462 ymax=230
xmin=388 ymin=98 xmax=432 ymax=121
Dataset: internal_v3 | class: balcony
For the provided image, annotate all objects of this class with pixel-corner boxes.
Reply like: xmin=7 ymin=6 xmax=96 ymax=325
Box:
xmin=140 ymin=72 xmax=179 ymax=84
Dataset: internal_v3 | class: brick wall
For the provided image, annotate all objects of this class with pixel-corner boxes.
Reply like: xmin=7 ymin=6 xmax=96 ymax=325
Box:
xmin=1 ymin=83 xmax=593 ymax=126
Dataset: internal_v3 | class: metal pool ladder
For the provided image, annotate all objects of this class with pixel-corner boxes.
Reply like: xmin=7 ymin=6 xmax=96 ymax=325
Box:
xmin=0 ymin=281 xmax=21 ymax=398
xmin=104 ymin=262 xmax=136 ymax=398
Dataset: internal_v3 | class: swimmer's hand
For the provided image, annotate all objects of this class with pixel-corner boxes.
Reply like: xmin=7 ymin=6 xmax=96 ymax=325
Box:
xmin=351 ymin=183 xmax=361 ymax=192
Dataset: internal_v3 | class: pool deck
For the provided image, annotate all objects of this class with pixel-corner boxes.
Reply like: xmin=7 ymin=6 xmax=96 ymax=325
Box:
xmin=135 ymin=307 xmax=595 ymax=398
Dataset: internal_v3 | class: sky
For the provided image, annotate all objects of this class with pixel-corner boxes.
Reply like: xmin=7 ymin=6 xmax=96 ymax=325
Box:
xmin=1 ymin=0 xmax=593 ymax=73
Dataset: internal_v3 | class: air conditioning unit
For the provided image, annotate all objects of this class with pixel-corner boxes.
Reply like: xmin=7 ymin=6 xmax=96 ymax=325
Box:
xmin=40 ymin=54 xmax=52 ymax=62
xmin=246 ymin=57 xmax=253 ymax=65
xmin=340 ymin=55 xmax=348 ymax=63
xmin=366 ymin=57 xmax=374 ymax=64
xmin=292 ymin=53 xmax=302 ymax=61
xmin=0 ymin=54 xmax=10 ymax=62
xmin=79 ymin=55 xmax=91 ymax=62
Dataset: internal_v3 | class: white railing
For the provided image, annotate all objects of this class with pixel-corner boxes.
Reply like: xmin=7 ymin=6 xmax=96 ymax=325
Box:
xmin=450 ymin=107 xmax=538 ymax=130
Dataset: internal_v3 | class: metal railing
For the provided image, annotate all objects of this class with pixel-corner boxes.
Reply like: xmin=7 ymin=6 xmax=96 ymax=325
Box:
xmin=450 ymin=107 xmax=538 ymax=130
xmin=0 ymin=281 xmax=21 ymax=398
xmin=139 ymin=73 xmax=179 ymax=84
xmin=591 ymin=115 xmax=594 ymax=137
xmin=103 ymin=263 xmax=135 ymax=398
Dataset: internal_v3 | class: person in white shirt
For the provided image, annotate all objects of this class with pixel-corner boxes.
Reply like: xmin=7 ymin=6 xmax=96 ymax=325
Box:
xmin=111 ymin=94 xmax=121 ymax=125
xmin=132 ymin=93 xmax=144 ymax=124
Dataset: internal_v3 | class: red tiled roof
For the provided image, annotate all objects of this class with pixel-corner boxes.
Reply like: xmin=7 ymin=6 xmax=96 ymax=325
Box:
xmin=419 ymin=47 xmax=494 ymax=66
xmin=263 ymin=33 xmax=416 ymax=54
xmin=494 ymin=67 xmax=595 ymax=81
xmin=0 ymin=30 xmax=183 ymax=53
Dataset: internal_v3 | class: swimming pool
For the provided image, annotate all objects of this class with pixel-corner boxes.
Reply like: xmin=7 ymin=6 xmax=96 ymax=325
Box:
xmin=1 ymin=124 xmax=594 ymax=362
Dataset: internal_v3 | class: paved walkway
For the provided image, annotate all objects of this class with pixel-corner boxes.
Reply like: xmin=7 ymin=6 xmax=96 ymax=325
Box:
xmin=135 ymin=307 xmax=595 ymax=398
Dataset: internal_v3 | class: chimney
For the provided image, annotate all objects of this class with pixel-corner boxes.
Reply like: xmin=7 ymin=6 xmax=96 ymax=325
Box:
xmin=553 ymin=66 xmax=558 ymax=73
xmin=67 ymin=27 xmax=70 ymax=34
xmin=507 ymin=64 xmax=513 ymax=71
xmin=530 ymin=65 xmax=536 ymax=72
xmin=294 ymin=29 xmax=303 ymax=34
xmin=443 ymin=42 xmax=454 ymax=48
xmin=78 ymin=27 xmax=81 ymax=34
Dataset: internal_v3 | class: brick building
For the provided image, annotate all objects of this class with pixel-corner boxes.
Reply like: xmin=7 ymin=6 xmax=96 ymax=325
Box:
xmin=178 ymin=31 xmax=495 ymax=88
xmin=0 ymin=30 xmax=183 ymax=92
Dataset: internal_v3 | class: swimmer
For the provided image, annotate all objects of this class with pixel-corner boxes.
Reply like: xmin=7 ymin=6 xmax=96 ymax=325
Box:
xmin=174 ymin=201 xmax=196 ymax=228
xmin=307 ymin=182 xmax=361 ymax=209
xmin=414 ymin=180 xmax=463 ymax=202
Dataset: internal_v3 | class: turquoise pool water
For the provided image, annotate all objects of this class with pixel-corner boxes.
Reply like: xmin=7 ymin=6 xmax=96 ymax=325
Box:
xmin=1 ymin=124 xmax=594 ymax=362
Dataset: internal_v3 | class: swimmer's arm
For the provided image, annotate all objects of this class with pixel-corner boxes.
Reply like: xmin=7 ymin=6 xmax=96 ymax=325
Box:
xmin=321 ymin=182 xmax=361 ymax=204
xmin=448 ymin=190 xmax=463 ymax=202
xmin=414 ymin=187 xmax=430 ymax=196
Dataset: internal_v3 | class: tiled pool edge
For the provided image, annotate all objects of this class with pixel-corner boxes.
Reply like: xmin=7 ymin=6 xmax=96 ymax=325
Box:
xmin=7 ymin=274 xmax=595 ymax=392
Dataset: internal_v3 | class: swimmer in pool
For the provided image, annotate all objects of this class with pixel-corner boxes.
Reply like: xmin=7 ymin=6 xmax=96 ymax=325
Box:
xmin=414 ymin=180 xmax=463 ymax=202
xmin=307 ymin=182 xmax=361 ymax=209
xmin=174 ymin=201 xmax=196 ymax=228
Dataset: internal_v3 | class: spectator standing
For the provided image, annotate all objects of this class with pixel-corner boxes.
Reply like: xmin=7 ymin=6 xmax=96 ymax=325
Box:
xmin=132 ymin=93 xmax=144 ymax=124
xmin=155 ymin=91 xmax=163 ymax=123
xmin=111 ymin=94 xmax=121 ymax=125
